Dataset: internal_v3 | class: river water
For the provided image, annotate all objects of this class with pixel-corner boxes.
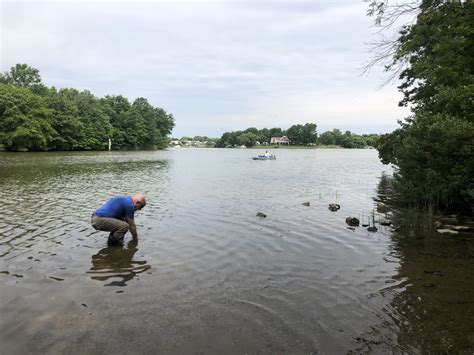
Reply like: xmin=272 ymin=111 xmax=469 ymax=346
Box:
xmin=1 ymin=148 xmax=473 ymax=353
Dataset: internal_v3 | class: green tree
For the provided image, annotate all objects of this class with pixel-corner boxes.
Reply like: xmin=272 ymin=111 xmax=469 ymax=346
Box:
xmin=268 ymin=127 xmax=284 ymax=138
xmin=0 ymin=64 xmax=175 ymax=151
xmin=244 ymin=127 xmax=259 ymax=135
xmin=130 ymin=97 xmax=174 ymax=148
xmin=286 ymin=124 xmax=304 ymax=145
xmin=258 ymin=128 xmax=270 ymax=143
xmin=0 ymin=64 xmax=46 ymax=94
xmin=371 ymin=0 xmax=474 ymax=211
xmin=75 ymin=91 xmax=113 ymax=150
xmin=115 ymin=108 xmax=147 ymax=148
xmin=45 ymin=88 xmax=85 ymax=150
xmin=152 ymin=107 xmax=174 ymax=148
xmin=100 ymin=95 xmax=132 ymax=149
xmin=132 ymin=97 xmax=158 ymax=148
xmin=301 ymin=123 xmax=318 ymax=144
xmin=318 ymin=131 xmax=336 ymax=145
xmin=238 ymin=132 xmax=258 ymax=147
xmin=362 ymin=134 xmax=379 ymax=147
xmin=215 ymin=132 xmax=231 ymax=147
xmin=330 ymin=129 xmax=344 ymax=146
xmin=0 ymin=84 xmax=55 ymax=151
xmin=215 ymin=130 xmax=244 ymax=147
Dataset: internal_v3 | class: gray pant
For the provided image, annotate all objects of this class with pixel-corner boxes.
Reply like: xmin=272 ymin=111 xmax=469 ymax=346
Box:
xmin=91 ymin=216 xmax=129 ymax=244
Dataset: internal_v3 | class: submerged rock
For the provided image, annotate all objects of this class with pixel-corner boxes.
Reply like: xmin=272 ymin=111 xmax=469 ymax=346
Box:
xmin=436 ymin=229 xmax=459 ymax=235
xmin=362 ymin=218 xmax=370 ymax=227
xmin=328 ymin=203 xmax=340 ymax=212
xmin=380 ymin=218 xmax=391 ymax=226
xmin=444 ymin=224 xmax=472 ymax=231
xmin=256 ymin=212 xmax=267 ymax=218
xmin=346 ymin=217 xmax=360 ymax=227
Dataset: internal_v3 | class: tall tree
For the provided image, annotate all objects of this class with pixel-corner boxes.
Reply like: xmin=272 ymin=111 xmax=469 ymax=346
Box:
xmin=286 ymin=124 xmax=304 ymax=145
xmin=286 ymin=123 xmax=317 ymax=145
xmin=301 ymin=123 xmax=318 ymax=145
xmin=0 ymin=64 xmax=46 ymax=94
xmin=75 ymin=90 xmax=113 ymax=150
xmin=132 ymin=98 xmax=174 ymax=148
xmin=0 ymin=84 xmax=55 ymax=151
xmin=46 ymin=88 xmax=85 ymax=150
xmin=371 ymin=0 xmax=474 ymax=211
xmin=101 ymin=95 xmax=132 ymax=149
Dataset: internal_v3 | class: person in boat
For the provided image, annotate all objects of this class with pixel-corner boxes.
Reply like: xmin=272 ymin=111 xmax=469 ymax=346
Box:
xmin=264 ymin=150 xmax=270 ymax=158
xmin=91 ymin=194 xmax=146 ymax=246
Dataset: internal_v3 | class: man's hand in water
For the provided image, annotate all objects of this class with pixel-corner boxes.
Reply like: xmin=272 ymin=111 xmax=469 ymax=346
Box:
xmin=126 ymin=218 xmax=139 ymax=241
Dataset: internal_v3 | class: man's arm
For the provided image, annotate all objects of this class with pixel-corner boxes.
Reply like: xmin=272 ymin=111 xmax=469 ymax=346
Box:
xmin=126 ymin=218 xmax=139 ymax=241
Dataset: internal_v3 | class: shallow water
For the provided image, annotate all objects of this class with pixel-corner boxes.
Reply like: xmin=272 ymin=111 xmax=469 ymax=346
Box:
xmin=1 ymin=148 xmax=473 ymax=353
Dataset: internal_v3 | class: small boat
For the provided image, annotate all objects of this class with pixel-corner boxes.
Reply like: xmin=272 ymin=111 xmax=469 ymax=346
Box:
xmin=252 ymin=154 xmax=276 ymax=160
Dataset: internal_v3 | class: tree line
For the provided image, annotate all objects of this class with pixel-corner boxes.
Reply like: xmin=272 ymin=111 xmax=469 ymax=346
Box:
xmin=368 ymin=0 xmax=473 ymax=213
xmin=215 ymin=123 xmax=379 ymax=148
xmin=0 ymin=64 xmax=174 ymax=151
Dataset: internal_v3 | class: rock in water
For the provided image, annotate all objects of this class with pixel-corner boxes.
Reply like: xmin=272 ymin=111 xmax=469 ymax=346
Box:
xmin=367 ymin=226 xmax=378 ymax=232
xmin=302 ymin=202 xmax=310 ymax=207
xmin=436 ymin=229 xmax=459 ymax=235
xmin=380 ymin=218 xmax=391 ymax=226
xmin=444 ymin=224 xmax=472 ymax=231
xmin=328 ymin=203 xmax=340 ymax=212
xmin=346 ymin=217 xmax=360 ymax=227
xmin=256 ymin=212 xmax=267 ymax=218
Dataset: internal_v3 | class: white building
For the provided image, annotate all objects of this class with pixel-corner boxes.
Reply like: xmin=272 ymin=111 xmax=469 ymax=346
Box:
xmin=270 ymin=136 xmax=290 ymax=145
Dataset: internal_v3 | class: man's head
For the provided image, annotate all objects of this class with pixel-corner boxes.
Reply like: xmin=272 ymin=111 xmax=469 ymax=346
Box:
xmin=132 ymin=194 xmax=146 ymax=211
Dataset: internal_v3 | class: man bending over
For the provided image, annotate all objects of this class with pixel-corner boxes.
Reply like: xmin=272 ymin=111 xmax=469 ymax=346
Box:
xmin=91 ymin=194 xmax=146 ymax=246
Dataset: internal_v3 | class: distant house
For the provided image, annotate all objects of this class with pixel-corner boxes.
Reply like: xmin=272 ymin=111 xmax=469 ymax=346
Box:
xmin=270 ymin=136 xmax=290 ymax=145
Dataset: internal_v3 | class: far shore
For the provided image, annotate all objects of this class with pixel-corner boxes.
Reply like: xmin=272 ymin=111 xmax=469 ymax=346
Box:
xmin=0 ymin=145 xmax=376 ymax=153
xmin=171 ymin=145 xmax=374 ymax=150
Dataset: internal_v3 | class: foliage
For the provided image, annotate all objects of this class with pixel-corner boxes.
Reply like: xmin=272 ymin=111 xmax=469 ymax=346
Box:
xmin=377 ymin=114 xmax=474 ymax=210
xmin=318 ymin=129 xmax=377 ymax=148
xmin=0 ymin=64 xmax=175 ymax=151
xmin=0 ymin=63 xmax=46 ymax=94
xmin=372 ymin=0 xmax=474 ymax=212
xmin=216 ymin=124 xmax=377 ymax=148
xmin=286 ymin=123 xmax=318 ymax=145
xmin=45 ymin=88 xmax=85 ymax=150
xmin=0 ymin=84 xmax=55 ymax=151
xmin=238 ymin=132 xmax=259 ymax=148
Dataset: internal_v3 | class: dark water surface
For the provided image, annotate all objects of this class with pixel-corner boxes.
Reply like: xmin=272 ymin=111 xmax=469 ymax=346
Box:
xmin=1 ymin=149 xmax=473 ymax=353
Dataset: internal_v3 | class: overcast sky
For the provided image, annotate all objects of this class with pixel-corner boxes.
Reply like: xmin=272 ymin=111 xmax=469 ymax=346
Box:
xmin=1 ymin=0 xmax=410 ymax=137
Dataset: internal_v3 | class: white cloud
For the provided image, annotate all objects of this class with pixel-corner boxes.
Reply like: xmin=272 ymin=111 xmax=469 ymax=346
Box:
xmin=1 ymin=0 xmax=408 ymax=137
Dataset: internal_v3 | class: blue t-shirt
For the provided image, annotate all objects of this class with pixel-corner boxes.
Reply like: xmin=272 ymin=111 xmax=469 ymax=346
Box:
xmin=93 ymin=196 xmax=134 ymax=220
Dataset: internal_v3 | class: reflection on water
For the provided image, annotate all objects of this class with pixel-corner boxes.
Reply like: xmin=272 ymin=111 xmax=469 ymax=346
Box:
xmin=1 ymin=149 xmax=473 ymax=353
xmin=88 ymin=241 xmax=151 ymax=287
xmin=372 ymin=174 xmax=474 ymax=352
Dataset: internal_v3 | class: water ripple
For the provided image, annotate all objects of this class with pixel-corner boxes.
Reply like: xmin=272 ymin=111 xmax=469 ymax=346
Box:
xmin=0 ymin=149 xmax=410 ymax=353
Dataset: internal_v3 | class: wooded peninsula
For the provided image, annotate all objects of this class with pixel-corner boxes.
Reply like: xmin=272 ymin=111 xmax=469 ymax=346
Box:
xmin=0 ymin=64 xmax=175 ymax=151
